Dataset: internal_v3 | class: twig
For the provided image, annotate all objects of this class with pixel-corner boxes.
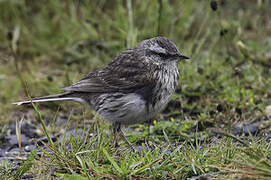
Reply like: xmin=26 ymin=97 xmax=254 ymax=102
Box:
xmin=209 ymin=128 xmax=249 ymax=146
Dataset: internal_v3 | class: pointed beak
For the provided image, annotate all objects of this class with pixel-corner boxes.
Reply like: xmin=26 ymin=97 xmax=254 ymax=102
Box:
xmin=177 ymin=53 xmax=190 ymax=60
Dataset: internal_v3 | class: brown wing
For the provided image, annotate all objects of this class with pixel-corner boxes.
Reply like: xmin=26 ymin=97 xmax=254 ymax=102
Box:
xmin=62 ymin=49 xmax=154 ymax=93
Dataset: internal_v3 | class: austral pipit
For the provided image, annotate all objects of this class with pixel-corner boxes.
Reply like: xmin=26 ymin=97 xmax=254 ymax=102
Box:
xmin=14 ymin=37 xmax=189 ymax=149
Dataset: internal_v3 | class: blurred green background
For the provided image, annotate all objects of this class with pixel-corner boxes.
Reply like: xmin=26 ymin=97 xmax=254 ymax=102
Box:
xmin=0 ymin=0 xmax=270 ymax=126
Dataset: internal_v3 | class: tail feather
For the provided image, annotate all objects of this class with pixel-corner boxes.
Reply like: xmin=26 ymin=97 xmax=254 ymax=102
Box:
xmin=13 ymin=92 xmax=83 ymax=105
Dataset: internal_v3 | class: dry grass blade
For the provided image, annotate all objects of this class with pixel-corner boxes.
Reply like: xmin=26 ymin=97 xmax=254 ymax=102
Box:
xmin=16 ymin=117 xmax=23 ymax=156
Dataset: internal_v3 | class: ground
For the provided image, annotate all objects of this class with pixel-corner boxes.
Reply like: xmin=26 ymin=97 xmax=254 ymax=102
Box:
xmin=0 ymin=0 xmax=271 ymax=179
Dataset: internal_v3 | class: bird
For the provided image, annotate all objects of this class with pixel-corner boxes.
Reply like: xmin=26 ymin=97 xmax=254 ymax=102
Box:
xmin=13 ymin=36 xmax=189 ymax=149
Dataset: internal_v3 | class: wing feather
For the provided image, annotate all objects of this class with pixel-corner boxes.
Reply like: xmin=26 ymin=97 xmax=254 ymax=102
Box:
xmin=63 ymin=49 xmax=154 ymax=93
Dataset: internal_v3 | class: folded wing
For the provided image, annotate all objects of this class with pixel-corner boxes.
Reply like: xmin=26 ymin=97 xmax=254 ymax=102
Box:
xmin=63 ymin=49 xmax=155 ymax=94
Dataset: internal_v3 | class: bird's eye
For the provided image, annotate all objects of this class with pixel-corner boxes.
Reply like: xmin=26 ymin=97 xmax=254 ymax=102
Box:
xmin=156 ymin=52 xmax=168 ymax=58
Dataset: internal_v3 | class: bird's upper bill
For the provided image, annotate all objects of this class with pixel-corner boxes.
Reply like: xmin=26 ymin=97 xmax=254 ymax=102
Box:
xmin=177 ymin=52 xmax=190 ymax=60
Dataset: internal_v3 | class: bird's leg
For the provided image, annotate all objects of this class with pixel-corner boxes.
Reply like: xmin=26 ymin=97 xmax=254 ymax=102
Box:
xmin=112 ymin=122 xmax=135 ymax=151
xmin=119 ymin=128 xmax=136 ymax=152
xmin=112 ymin=122 xmax=120 ymax=148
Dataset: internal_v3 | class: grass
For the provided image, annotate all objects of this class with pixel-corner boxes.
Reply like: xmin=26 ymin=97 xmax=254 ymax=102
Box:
xmin=0 ymin=0 xmax=271 ymax=179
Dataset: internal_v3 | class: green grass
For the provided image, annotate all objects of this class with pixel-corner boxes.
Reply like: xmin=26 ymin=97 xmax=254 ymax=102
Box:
xmin=0 ymin=0 xmax=271 ymax=179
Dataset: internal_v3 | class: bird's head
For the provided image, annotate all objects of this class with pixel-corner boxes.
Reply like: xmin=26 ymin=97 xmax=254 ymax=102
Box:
xmin=137 ymin=37 xmax=189 ymax=63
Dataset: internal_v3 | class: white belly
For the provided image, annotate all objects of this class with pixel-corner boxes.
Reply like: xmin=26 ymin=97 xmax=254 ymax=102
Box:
xmin=97 ymin=62 xmax=179 ymax=125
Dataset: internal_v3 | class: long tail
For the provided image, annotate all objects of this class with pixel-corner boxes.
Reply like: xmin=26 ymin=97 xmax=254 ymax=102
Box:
xmin=13 ymin=92 xmax=83 ymax=105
